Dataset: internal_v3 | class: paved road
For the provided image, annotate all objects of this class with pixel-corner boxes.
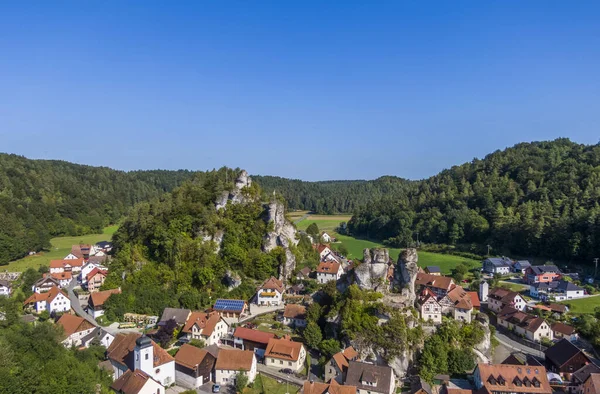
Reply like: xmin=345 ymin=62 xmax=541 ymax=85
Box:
xmin=494 ymin=331 xmax=545 ymax=358
xmin=257 ymin=365 xmax=305 ymax=386
xmin=66 ymin=280 xmax=99 ymax=327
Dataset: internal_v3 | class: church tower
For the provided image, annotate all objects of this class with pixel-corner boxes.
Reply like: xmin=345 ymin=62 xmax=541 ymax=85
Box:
xmin=479 ymin=280 xmax=489 ymax=302
xmin=134 ymin=335 xmax=153 ymax=373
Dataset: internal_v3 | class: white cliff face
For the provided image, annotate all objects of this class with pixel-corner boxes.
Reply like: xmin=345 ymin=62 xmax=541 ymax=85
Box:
xmin=355 ymin=248 xmax=390 ymax=291
xmin=474 ymin=314 xmax=493 ymax=357
xmin=215 ymin=170 xmax=253 ymax=210
xmin=262 ymin=200 xmax=298 ymax=281
xmin=397 ymin=248 xmax=419 ymax=306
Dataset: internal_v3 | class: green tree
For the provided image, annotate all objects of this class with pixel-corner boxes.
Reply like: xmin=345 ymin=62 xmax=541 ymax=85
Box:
xmin=235 ymin=371 xmax=249 ymax=392
xmin=306 ymin=223 xmax=320 ymax=240
xmin=319 ymin=339 xmax=341 ymax=358
xmin=303 ymin=321 xmax=323 ymax=349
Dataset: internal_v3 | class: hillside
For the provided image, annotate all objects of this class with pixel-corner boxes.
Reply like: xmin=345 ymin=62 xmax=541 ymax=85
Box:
xmin=0 ymin=153 xmax=196 ymax=265
xmin=348 ymin=139 xmax=600 ymax=261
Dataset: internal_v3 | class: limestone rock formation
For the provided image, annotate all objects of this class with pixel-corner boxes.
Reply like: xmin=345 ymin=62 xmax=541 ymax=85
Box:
xmin=224 ymin=270 xmax=242 ymax=291
xmin=215 ymin=170 xmax=253 ymax=210
xmin=474 ymin=314 xmax=493 ymax=357
xmin=200 ymin=229 xmax=225 ymax=253
xmin=262 ymin=200 xmax=298 ymax=281
xmin=354 ymin=248 xmax=390 ymax=291
xmin=397 ymin=248 xmax=419 ymax=306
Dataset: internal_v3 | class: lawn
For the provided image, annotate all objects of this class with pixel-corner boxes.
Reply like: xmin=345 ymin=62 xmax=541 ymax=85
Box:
xmin=245 ymin=374 xmax=300 ymax=394
xmin=559 ymin=295 xmax=600 ymax=314
xmin=295 ymin=214 xmax=352 ymax=231
xmin=4 ymin=225 xmax=118 ymax=272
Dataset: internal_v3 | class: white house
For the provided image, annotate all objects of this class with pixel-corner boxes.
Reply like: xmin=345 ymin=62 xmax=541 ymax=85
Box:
xmin=256 ymin=277 xmax=284 ymax=306
xmin=345 ymin=361 xmax=396 ymax=394
xmin=48 ymin=272 xmax=73 ymax=288
xmin=214 ymin=349 xmax=257 ymax=386
xmin=32 ymin=276 xmax=61 ymax=293
xmin=487 ymin=288 xmax=526 ymax=313
xmin=316 ymin=261 xmax=343 ymax=284
xmin=57 ymin=313 xmax=96 ymax=347
xmin=0 ymin=280 xmax=12 ymax=296
xmin=529 ymin=280 xmax=585 ymax=301
xmin=88 ymin=288 xmax=121 ymax=318
xmin=23 ymin=286 xmax=70 ymax=314
xmin=107 ymin=333 xmax=176 ymax=387
xmin=282 ymin=304 xmax=307 ymax=328
xmin=181 ymin=311 xmax=229 ymax=346
xmin=81 ymin=261 xmax=108 ymax=284
xmin=320 ymin=232 xmax=333 ymax=243
xmin=80 ymin=327 xmax=115 ymax=349
xmin=264 ymin=336 xmax=306 ymax=372
xmin=482 ymin=257 xmax=513 ymax=275
xmin=317 ymin=244 xmax=333 ymax=260
xmin=417 ymin=288 xmax=442 ymax=324
xmin=110 ymin=369 xmax=164 ymax=394
xmin=498 ymin=306 xmax=553 ymax=343
xmin=49 ymin=258 xmax=84 ymax=274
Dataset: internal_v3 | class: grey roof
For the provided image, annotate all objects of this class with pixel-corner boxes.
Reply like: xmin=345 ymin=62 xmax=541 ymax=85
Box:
xmin=159 ymin=307 xmax=191 ymax=325
xmin=545 ymin=339 xmax=589 ymax=368
xmin=21 ymin=314 xmax=36 ymax=323
xmin=485 ymin=257 xmax=513 ymax=267
xmin=557 ymin=281 xmax=584 ymax=292
xmin=530 ymin=265 xmax=561 ymax=275
xmin=532 ymin=280 xmax=583 ymax=292
xmin=515 ymin=261 xmax=531 ymax=268
xmin=346 ymin=361 xmax=393 ymax=394
xmin=411 ymin=378 xmax=432 ymax=394
xmin=426 ymin=266 xmax=441 ymax=273
xmin=0 ymin=280 xmax=11 ymax=288
xmin=572 ymin=363 xmax=600 ymax=383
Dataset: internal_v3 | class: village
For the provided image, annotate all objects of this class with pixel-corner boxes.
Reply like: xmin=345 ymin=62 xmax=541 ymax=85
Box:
xmin=1 ymin=229 xmax=599 ymax=394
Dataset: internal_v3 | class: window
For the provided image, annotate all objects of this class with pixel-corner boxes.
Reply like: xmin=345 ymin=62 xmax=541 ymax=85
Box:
xmin=288 ymin=362 xmax=292 ymax=366
xmin=280 ymin=360 xmax=283 ymax=364
xmin=145 ymin=353 xmax=149 ymax=360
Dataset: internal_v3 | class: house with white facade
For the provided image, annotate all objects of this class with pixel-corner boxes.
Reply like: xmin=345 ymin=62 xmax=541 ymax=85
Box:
xmin=513 ymin=260 xmax=532 ymax=274
xmin=80 ymin=260 xmax=108 ymax=285
xmin=498 ymin=306 xmax=553 ymax=343
xmin=88 ymin=288 xmax=121 ymax=318
xmin=345 ymin=361 xmax=396 ymax=394
xmin=530 ymin=280 xmax=585 ymax=301
xmin=48 ymin=271 xmax=73 ymax=288
xmin=23 ymin=286 xmax=71 ymax=314
xmin=264 ymin=335 xmax=306 ymax=372
xmin=57 ymin=313 xmax=96 ymax=347
xmin=282 ymin=304 xmax=307 ymax=328
xmin=487 ymin=288 xmax=526 ymax=313
xmin=445 ymin=285 xmax=474 ymax=323
xmin=417 ymin=288 xmax=442 ymax=324
xmin=181 ymin=311 xmax=229 ymax=346
xmin=111 ymin=369 xmax=164 ymax=394
xmin=49 ymin=258 xmax=85 ymax=274
xmin=214 ymin=349 xmax=257 ymax=386
xmin=81 ymin=327 xmax=115 ymax=348
xmin=482 ymin=257 xmax=513 ymax=275
xmin=107 ymin=333 xmax=175 ymax=387
xmin=0 ymin=280 xmax=12 ymax=296
xmin=256 ymin=277 xmax=284 ymax=306
xmin=316 ymin=261 xmax=343 ymax=284
xmin=32 ymin=276 xmax=61 ymax=293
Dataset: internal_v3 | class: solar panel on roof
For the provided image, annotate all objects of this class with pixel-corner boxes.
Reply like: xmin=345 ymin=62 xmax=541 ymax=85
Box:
xmin=214 ymin=299 xmax=245 ymax=311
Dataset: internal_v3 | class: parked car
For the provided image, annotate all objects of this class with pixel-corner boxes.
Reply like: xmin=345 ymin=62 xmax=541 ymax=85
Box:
xmin=279 ymin=368 xmax=294 ymax=375
xmin=212 ymin=384 xmax=221 ymax=393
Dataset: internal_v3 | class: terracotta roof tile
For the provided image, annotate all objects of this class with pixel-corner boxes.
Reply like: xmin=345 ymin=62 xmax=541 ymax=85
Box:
xmin=57 ymin=313 xmax=94 ymax=337
xmin=50 ymin=258 xmax=85 ymax=269
xmin=175 ymin=344 xmax=211 ymax=370
xmin=233 ymin=327 xmax=275 ymax=345
xmin=110 ymin=369 xmax=158 ymax=394
xmin=467 ymin=292 xmax=481 ymax=308
xmin=415 ymin=273 xmax=454 ymax=291
xmin=303 ymin=380 xmax=356 ymax=394
xmin=182 ymin=311 xmax=222 ymax=336
xmin=107 ymin=333 xmax=173 ymax=370
xmin=23 ymin=286 xmax=67 ymax=305
xmin=551 ymin=322 xmax=575 ymax=336
xmin=316 ymin=261 xmax=341 ymax=274
xmin=476 ymin=363 xmax=551 ymax=393
xmin=215 ymin=349 xmax=255 ymax=371
xmin=89 ymin=288 xmax=121 ymax=308
xmin=49 ymin=271 xmax=73 ymax=281
xmin=260 ymin=277 xmax=284 ymax=293
xmin=86 ymin=267 xmax=107 ymax=282
xmin=265 ymin=337 xmax=304 ymax=361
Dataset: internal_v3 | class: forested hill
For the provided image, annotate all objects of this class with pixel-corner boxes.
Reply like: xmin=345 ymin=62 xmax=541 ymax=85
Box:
xmin=348 ymin=139 xmax=600 ymax=261
xmin=0 ymin=153 xmax=196 ymax=265
xmin=253 ymin=175 xmax=414 ymax=214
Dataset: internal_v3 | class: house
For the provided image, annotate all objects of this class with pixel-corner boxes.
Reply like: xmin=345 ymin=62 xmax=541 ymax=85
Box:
xmin=56 ymin=313 xmax=95 ymax=347
xmin=282 ymin=304 xmax=307 ymax=327
xmin=214 ymin=349 xmax=257 ymax=386
xmin=345 ymin=361 xmax=395 ymax=394
xmin=212 ymin=299 xmax=247 ymax=319
xmin=467 ymin=292 xmax=481 ymax=310
xmin=501 ymin=352 xmax=543 ymax=367
xmin=287 ymin=283 xmax=305 ymax=296
xmin=582 ymin=374 xmax=600 ymax=394
xmin=158 ymin=308 xmax=191 ymax=327
xmin=317 ymin=244 xmax=333 ymax=260
xmin=321 ymin=232 xmax=334 ymax=243
xmin=0 ymin=280 xmax=12 ymax=296
xmin=410 ymin=378 xmax=433 ymax=394
xmin=417 ymin=288 xmax=442 ymax=324
xmin=67 ymin=244 xmax=94 ymax=260
xmin=303 ymin=380 xmax=357 ymax=394
xmin=570 ymin=364 xmax=600 ymax=394
xmin=525 ymin=265 xmax=561 ymax=285
xmin=264 ymin=335 xmax=306 ymax=372
xmin=107 ymin=333 xmax=175 ymax=386
xmin=256 ymin=277 xmax=284 ymax=306
xmin=513 ymin=260 xmax=531 ymax=274
xmin=88 ymin=288 xmax=121 ymax=318
xmin=181 ymin=311 xmax=229 ymax=346
xmin=80 ymin=260 xmax=108 ymax=285
xmin=296 ymin=267 xmax=312 ymax=281
xmin=445 ymin=286 xmax=474 ymax=322
xmin=24 ymin=286 xmax=71 ymax=314
xmin=85 ymin=268 xmax=108 ymax=292
xmin=425 ymin=266 xmax=441 ymax=276
xmin=317 ymin=261 xmax=343 ymax=284
xmin=32 ymin=276 xmax=61 ymax=293
xmin=482 ymin=257 xmax=513 ymax=275
xmin=233 ymin=327 xmax=275 ymax=356
xmin=497 ymin=306 xmax=553 ymax=342
xmin=551 ymin=322 xmax=578 ymax=342
xmin=49 ymin=258 xmax=85 ymax=274
xmin=47 ymin=271 xmax=73 ymax=288
xmin=81 ymin=327 xmax=115 ymax=348
xmin=529 ymin=280 xmax=585 ymax=301
xmin=174 ymin=344 xmax=216 ymax=389
xmin=96 ymin=241 xmax=113 ymax=253
xmin=544 ymin=338 xmax=593 ymax=375
xmin=324 ymin=346 xmax=359 ymax=384
xmin=111 ymin=369 xmax=164 ymax=394
xmin=473 ymin=363 xmax=552 ymax=394
xmin=415 ymin=273 xmax=455 ymax=297
xmin=487 ymin=288 xmax=526 ymax=313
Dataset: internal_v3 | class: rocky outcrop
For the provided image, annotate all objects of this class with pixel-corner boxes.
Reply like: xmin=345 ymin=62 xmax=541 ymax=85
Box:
xmin=354 ymin=248 xmax=390 ymax=291
xmin=397 ymin=248 xmax=420 ymax=306
xmin=224 ymin=270 xmax=242 ymax=291
xmin=263 ymin=200 xmax=298 ymax=281
xmin=215 ymin=170 xmax=253 ymax=210
xmin=200 ymin=230 xmax=225 ymax=253
xmin=474 ymin=314 xmax=493 ymax=357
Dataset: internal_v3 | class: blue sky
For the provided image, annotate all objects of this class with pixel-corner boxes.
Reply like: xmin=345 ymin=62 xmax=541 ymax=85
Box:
xmin=1 ymin=1 xmax=599 ymax=181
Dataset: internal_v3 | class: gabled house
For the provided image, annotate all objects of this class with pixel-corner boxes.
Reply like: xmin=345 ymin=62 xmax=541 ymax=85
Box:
xmin=513 ymin=260 xmax=531 ymax=274
xmin=233 ymin=327 xmax=275 ymax=357
xmin=482 ymin=257 xmax=513 ymax=275
xmin=525 ymin=265 xmax=561 ymax=285
xmin=24 ymin=286 xmax=70 ymax=314
xmin=570 ymin=364 xmax=600 ymax=394
xmin=85 ymin=268 xmax=108 ymax=292
xmin=324 ymin=346 xmax=359 ymax=384
xmin=256 ymin=276 xmax=284 ymax=306
xmin=551 ymin=322 xmax=578 ymax=342
xmin=487 ymin=288 xmax=526 ymax=313
xmin=81 ymin=327 xmax=115 ymax=348
xmin=467 ymin=291 xmax=481 ymax=310
xmin=303 ymin=380 xmax=357 ymax=394
xmin=32 ymin=276 xmax=61 ymax=293
xmin=96 ymin=241 xmax=113 ymax=253
xmin=47 ymin=271 xmax=73 ymax=288
xmin=282 ymin=304 xmax=307 ymax=327
xmin=445 ymin=286 xmax=474 ymax=322
xmin=317 ymin=261 xmax=343 ymax=284
xmin=181 ymin=311 xmax=229 ymax=346
xmin=583 ymin=373 xmax=600 ymax=394
xmin=214 ymin=349 xmax=257 ymax=386
xmin=544 ymin=339 xmax=593 ymax=376
xmin=497 ymin=306 xmax=553 ymax=342
xmin=345 ymin=361 xmax=396 ymax=394
xmin=317 ymin=245 xmax=333 ymax=260
xmin=321 ymin=232 xmax=334 ymax=243
xmin=158 ymin=308 xmax=191 ymax=327
xmin=425 ymin=266 xmax=441 ymax=276
xmin=417 ymin=288 xmax=442 ymax=324
xmin=0 ymin=280 xmax=12 ymax=296
xmin=88 ymin=288 xmax=121 ymax=318
xmin=529 ymin=280 xmax=585 ymax=301
xmin=111 ymin=369 xmax=164 ymax=394
xmin=265 ymin=335 xmax=306 ymax=372
xmin=49 ymin=258 xmax=85 ymax=274
xmin=174 ymin=344 xmax=216 ymax=389
xmin=107 ymin=333 xmax=175 ymax=387
xmin=80 ymin=260 xmax=108 ymax=285
xmin=415 ymin=273 xmax=455 ymax=298
xmin=212 ymin=299 xmax=247 ymax=319
xmin=296 ymin=267 xmax=312 ymax=281
xmin=410 ymin=378 xmax=433 ymax=394
xmin=501 ymin=352 xmax=543 ymax=367
xmin=473 ymin=363 xmax=552 ymax=394
xmin=56 ymin=313 xmax=96 ymax=347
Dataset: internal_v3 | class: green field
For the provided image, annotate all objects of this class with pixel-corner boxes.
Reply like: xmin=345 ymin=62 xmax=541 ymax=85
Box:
xmin=245 ymin=374 xmax=300 ymax=394
xmin=559 ymin=295 xmax=600 ymax=314
xmin=295 ymin=214 xmax=352 ymax=231
xmin=4 ymin=225 xmax=118 ymax=272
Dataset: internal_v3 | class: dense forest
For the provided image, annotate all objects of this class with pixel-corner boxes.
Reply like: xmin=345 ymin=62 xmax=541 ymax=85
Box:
xmin=253 ymin=175 xmax=413 ymax=214
xmin=348 ymin=139 xmax=600 ymax=261
xmin=0 ymin=153 xmax=196 ymax=265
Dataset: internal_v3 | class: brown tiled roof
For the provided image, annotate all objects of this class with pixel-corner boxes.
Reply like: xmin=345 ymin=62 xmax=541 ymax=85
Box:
xmin=303 ymin=380 xmax=356 ymax=394
xmin=215 ymin=349 xmax=255 ymax=371
xmin=175 ymin=344 xmax=211 ymax=370
xmin=182 ymin=311 xmax=222 ymax=336
xmin=50 ymin=258 xmax=85 ymax=269
xmin=475 ymin=363 xmax=551 ymax=394
xmin=283 ymin=304 xmax=306 ymax=320
xmin=57 ymin=313 xmax=94 ymax=337
xmin=265 ymin=337 xmax=304 ymax=361
xmin=332 ymin=346 xmax=359 ymax=371
xmin=317 ymin=244 xmax=331 ymax=254
xmin=111 ymin=369 xmax=157 ymax=394
xmin=260 ymin=277 xmax=284 ymax=293
xmin=467 ymin=292 xmax=480 ymax=308
xmin=316 ymin=261 xmax=341 ymax=274
xmin=444 ymin=389 xmax=473 ymax=394
xmin=24 ymin=286 xmax=67 ymax=305
xmin=498 ymin=306 xmax=548 ymax=333
xmin=342 ymin=346 xmax=358 ymax=360
xmin=298 ymin=267 xmax=312 ymax=277
xmin=49 ymin=271 xmax=72 ymax=281
xmin=551 ymin=322 xmax=575 ymax=336
xmin=447 ymin=286 xmax=473 ymax=310
xmin=489 ymin=288 xmax=522 ymax=304
xmin=86 ymin=267 xmax=107 ymax=281
xmin=415 ymin=273 xmax=454 ymax=291
xmin=345 ymin=361 xmax=394 ymax=394
xmin=107 ymin=333 xmax=174 ymax=370
xmin=547 ymin=303 xmax=567 ymax=313
xmin=233 ymin=327 xmax=275 ymax=345
xmin=89 ymin=288 xmax=121 ymax=308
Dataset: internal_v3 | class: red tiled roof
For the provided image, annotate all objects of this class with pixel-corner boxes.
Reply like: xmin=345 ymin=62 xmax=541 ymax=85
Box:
xmin=111 ymin=369 xmax=157 ymax=394
xmin=24 ymin=286 xmax=67 ymax=305
xmin=551 ymin=322 xmax=576 ymax=336
xmin=57 ymin=313 xmax=94 ymax=337
xmin=316 ymin=261 xmax=341 ymax=274
xmin=415 ymin=273 xmax=454 ymax=291
xmin=107 ymin=333 xmax=173 ymax=370
xmin=303 ymin=380 xmax=356 ymax=394
xmin=317 ymin=244 xmax=331 ymax=254
xmin=182 ymin=311 xmax=222 ymax=336
xmin=468 ymin=292 xmax=481 ymax=308
xmin=86 ymin=267 xmax=108 ymax=281
xmin=233 ymin=327 xmax=275 ymax=345
xmin=89 ymin=288 xmax=121 ymax=308
xmin=476 ymin=363 xmax=551 ymax=394
xmin=175 ymin=344 xmax=211 ymax=369
xmin=265 ymin=336 xmax=304 ymax=361
xmin=259 ymin=277 xmax=284 ymax=293
xmin=49 ymin=271 xmax=72 ymax=281
xmin=215 ymin=349 xmax=255 ymax=371
xmin=49 ymin=258 xmax=85 ymax=269
xmin=447 ymin=286 xmax=473 ymax=310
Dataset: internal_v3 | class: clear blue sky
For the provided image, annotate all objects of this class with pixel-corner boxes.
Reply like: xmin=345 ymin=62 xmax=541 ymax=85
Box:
xmin=1 ymin=1 xmax=599 ymax=181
